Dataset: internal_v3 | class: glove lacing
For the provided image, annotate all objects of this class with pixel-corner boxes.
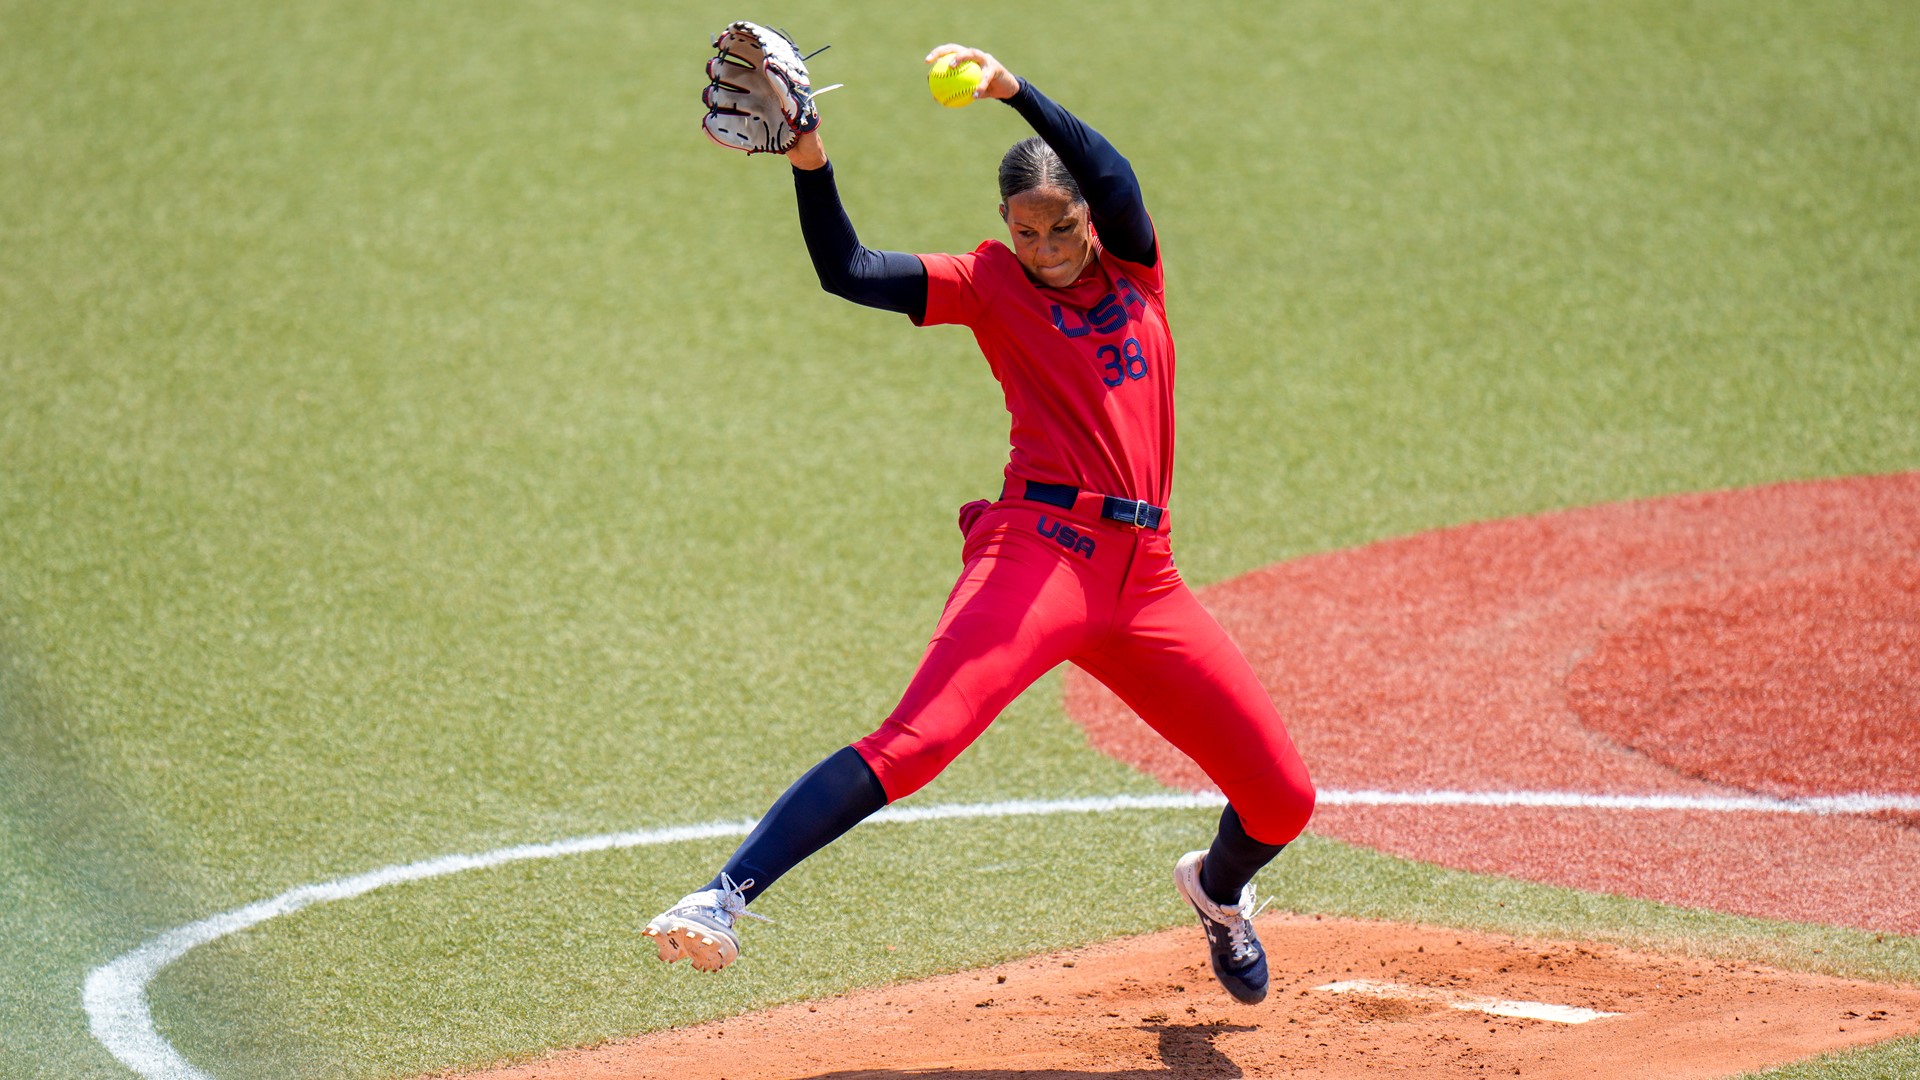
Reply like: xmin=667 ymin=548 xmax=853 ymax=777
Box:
xmin=765 ymin=26 xmax=843 ymax=96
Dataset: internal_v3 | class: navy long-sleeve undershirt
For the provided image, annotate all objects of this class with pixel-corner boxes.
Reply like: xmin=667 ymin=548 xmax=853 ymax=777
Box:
xmin=791 ymin=162 xmax=928 ymax=318
xmin=1005 ymin=79 xmax=1156 ymax=267
xmin=792 ymin=78 xmax=1155 ymax=321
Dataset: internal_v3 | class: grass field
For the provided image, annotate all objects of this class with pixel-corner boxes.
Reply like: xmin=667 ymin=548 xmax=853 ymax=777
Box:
xmin=3 ymin=1 xmax=1917 ymax=1077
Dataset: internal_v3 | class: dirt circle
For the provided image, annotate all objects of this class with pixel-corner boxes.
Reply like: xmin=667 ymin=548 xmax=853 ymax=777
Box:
xmin=454 ymin=474 xmax=1920 ymax=1079
xmin=1566 ymin=559 xmax=1920 ymax=810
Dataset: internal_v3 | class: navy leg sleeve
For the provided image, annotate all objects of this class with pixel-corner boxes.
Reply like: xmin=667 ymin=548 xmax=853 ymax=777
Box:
xmin=708 ymin=745 xmax=888 ymax=905
xmin=1199 ymin=803 xmax=1288 ymax=906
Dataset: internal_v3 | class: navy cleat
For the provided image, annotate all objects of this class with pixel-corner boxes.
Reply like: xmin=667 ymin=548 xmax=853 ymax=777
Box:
xmin=1173 ymin=850 xmax=1270 ymax=1004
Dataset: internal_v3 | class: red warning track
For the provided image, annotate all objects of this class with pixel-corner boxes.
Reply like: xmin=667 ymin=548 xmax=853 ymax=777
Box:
xmin=1067 ymin=473 xmax=1920 ymax=934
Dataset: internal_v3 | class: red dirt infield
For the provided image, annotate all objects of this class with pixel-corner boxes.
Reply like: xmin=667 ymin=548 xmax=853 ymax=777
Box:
xmin=452 ymin=474 xmax=1919 ymax=1079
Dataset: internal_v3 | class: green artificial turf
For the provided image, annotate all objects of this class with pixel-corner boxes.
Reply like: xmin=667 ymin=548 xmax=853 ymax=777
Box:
xmin=1738 ymin=1041 xmax=1920 ymax=1080
xmin=2 ymin=0 xmax=1915 ymax=1077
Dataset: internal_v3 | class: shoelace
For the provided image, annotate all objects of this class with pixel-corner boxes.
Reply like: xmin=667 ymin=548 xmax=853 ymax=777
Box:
xmin=1221 ymin=886 xmax=1271 ymax=964
xmin=708 ymin=873 xmax=774 ymax=925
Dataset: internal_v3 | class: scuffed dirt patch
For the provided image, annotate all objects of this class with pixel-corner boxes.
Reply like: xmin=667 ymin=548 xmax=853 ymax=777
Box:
xmin=1566 ymin=558 xmax=1920 ymax=824
xmin=458 ymin=917 xmax=1920 ymax=1079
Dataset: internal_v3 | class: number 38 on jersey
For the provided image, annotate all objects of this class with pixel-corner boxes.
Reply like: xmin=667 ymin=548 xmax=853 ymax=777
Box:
xmin=1050 ymin=276 xmax=1151 ymax=390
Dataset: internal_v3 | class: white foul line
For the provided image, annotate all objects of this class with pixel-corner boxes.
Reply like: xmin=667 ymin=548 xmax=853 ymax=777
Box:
xmin=83 ymin=787 xmax=1918 ymax=1080
xmin=1315 ymin=979 xmax=1621 ymax=1024
xmin=1316 ymin=789 xmax=1920 ymax=815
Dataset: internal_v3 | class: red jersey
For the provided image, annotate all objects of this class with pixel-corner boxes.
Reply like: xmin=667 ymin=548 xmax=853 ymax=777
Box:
xmin=916 ymin=236 xmax=1175 ymax=506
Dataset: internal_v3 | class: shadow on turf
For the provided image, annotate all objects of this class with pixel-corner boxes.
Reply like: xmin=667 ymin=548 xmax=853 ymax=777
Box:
xmin=0 ymin=628 xmax=197 ymax=920
xmin=793 ymin=1022 xmax=1258 ymax=1079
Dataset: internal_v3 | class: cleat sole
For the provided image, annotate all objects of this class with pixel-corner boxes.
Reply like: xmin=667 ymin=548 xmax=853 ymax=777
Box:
xmin=643 ymin=917 xmax=738 ymax=972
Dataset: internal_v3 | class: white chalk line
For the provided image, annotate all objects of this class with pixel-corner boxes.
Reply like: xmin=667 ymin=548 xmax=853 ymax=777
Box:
xmin=84 ymin=787 xmax=1920 ymax=1080
xmin=1317 ymin=789 xmax=1920 ymax=815
xmin=1315 ymin=979 xmax=1621 ymax=1024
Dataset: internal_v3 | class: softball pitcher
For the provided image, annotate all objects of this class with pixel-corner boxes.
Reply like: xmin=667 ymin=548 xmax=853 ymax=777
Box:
xmin=653 ymin=24 xmax=1316 ymax=1004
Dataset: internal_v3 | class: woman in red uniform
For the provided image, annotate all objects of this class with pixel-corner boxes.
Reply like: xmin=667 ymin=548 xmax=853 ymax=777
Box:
xmin=648 ymin=44 xmax=1315 ymax=1004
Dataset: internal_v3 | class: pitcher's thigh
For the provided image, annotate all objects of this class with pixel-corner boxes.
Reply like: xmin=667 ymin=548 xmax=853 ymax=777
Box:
xmin=856 ymin=535 xmax=1091 ymax=801
xmin=1077 ymin=592 xmax=1315 ymax=844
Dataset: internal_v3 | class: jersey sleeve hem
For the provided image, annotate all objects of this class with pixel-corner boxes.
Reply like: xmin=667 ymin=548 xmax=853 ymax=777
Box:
xmin=1096 ymin=221 xmax=1165 ymax=297
xmin=913 ymin=242 xmax=1012 ymax=327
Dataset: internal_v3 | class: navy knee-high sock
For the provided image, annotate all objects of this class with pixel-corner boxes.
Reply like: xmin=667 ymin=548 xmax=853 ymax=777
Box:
xmin=1199 ymin=803 xmax=1287 ymax=906
xmin=705 ymin=745 xmax=888 ymax=905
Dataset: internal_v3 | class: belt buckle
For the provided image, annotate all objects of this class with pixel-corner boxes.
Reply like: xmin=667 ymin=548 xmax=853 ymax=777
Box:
xmin=1130 ymin=500 xmax=1150 ymax=528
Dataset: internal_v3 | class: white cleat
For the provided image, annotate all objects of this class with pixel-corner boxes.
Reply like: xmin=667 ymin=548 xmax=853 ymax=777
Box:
xmin=642 ymin=874 xmax=768 ymax=973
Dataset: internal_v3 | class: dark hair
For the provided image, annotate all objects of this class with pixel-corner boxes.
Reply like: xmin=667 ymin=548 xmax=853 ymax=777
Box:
xmin=998 ymin=137 xmax=1085 ymax=204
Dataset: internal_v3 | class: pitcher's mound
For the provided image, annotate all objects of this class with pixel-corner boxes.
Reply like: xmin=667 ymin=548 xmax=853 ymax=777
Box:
xmin=465 ymin=917 xmax=1920 ymax=1079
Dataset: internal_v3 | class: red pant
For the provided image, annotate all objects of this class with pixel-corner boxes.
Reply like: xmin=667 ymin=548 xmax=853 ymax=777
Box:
xmin=853 ymin=494 xmax=1316 ymax=845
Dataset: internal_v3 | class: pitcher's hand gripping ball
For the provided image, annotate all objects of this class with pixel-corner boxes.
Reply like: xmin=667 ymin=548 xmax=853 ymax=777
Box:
xmin=702 ymin=21 xmax=837 ymax=154
xmin=928 ymin=54 xmax=983 ymax=107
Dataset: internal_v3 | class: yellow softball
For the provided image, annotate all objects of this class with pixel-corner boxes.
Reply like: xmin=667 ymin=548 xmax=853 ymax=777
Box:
xmin=928 ymin=55 xmax=983 ymax=108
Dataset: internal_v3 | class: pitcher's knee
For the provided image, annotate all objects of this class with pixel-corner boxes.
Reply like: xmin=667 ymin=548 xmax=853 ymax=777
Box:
xmin=1227 ymin=766 xmax=1316 ymax=846
xmin=851 ymin=720 xmax=963 ymax=803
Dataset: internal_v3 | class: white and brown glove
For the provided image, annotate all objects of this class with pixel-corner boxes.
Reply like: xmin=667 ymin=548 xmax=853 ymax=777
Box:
xmin=701 ymin=21 xmax=837 ymax=155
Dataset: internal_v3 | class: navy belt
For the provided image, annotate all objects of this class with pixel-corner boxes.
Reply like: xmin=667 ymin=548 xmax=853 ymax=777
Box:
xmin=1018 ymin=481 xmax=1166 ymax=531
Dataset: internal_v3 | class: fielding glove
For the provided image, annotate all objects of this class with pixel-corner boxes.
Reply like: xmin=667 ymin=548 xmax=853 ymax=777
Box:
xmin=702 ymin=21 xmax=836 ymax=154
